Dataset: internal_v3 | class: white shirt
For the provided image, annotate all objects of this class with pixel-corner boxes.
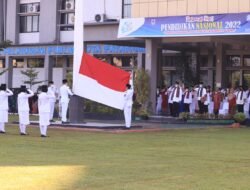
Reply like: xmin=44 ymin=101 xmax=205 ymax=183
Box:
xmin=183 ymin=91 xmax=192 ymax=104
xmin=0 ymin=89 xmax=13 ymax=111
xmin=18 ymin=90 xmax=34 ymax=112
xmin=167 ymin=86 xmax=174 ymax=103
xmin=195 ymin=87 xmax=207 ymax=100
xmin=59 ymin=84 xmax=73 ymax=103
xmin=124 ymin=88 xmax=133 ymax=108
xmin=235 ymin=90 xmax=246 ymax=105
xmin=48 ymin=85 xmax=57 ymax=102
xmin=38 ymin=92 xmax=54 ymax=113
xmin=170 ymin=86 xmax=183 ymax=103
xmin=204 ymin=92 xmax=211 ymax=105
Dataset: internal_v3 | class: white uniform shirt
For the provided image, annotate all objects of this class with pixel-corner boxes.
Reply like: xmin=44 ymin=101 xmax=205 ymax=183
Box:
xmin=18 ymin=90 xmax=34 ymax=112
xmin=38 ymin=92 xmax=55 ymax=113
xmin=0 ymin=89 xmax=13 ymax=111
xmin=59 ymin=84 xmax=73 ymax=103
xmin=204 ymin=92 xmax=211 ymax=105
xmin=124 ymin=88 xmax=133 ymax=108
xmin=48 ymin=85 xmax=57 ymax=102
xmin=170 ymin=87 xmax=183 ymax=103
xmin=195 ymin=87 xmax=207 ymax=101
xmin=183 ymin=91 xmax=192 ymax=104
xmin=235 ymin=90 xmax=246 ymax=105
xmin=167 ymin=86 xmax=174 ymax=104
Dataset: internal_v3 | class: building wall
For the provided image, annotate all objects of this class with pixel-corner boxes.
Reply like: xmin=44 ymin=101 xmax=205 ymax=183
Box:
xmin=132 ymin=0 xmax=250 ymax=17
xmin=84 ymin=0 xmax=122 ymax=22
xmin=39 ymin=0 xmax=57 ymax=43
xmin=6 ymin=0 xmax=19 ymax=44
xmin=0 ymin=0 xmax=4 ymax=42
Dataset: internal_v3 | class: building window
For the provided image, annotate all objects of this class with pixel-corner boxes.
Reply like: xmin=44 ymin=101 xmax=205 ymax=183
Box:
xmin=12 ymin=59 xmax=25 ymax=68
xmin=60 ymin=13 xmax=75 ymax=31
xmin=122 ymin=0 xmax=131 ymax=18
xmin=27 ymin=58 xmax=44 ymax=68
xmin=226 ymin=70 xmax=241 ymax=88
xmin=19 ymin=3 xmax=40 ymax=33
xmin=227 ymin=55 xmax=241 ymax=67
xmin=0 ymin=59 xmax=5 ymax=68
xmin=60 ymin=0 xmax=75 ymax=31
xmin=53 ymin=57 xmax=65 ymax=68
xmin=243 ymin=55 xmax=250 ymax=67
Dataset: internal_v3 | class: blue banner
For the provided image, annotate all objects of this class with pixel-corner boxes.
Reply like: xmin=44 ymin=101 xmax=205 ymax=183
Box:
xmin=0 ymin=45 xmax=145 ymax=56
xmin=118 ymin=12 xmax=250 ymax=38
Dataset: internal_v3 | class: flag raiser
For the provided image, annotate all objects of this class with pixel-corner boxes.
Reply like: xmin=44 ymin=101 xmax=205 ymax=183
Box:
xmin=75 ymin=53 xmax=131 ymax=110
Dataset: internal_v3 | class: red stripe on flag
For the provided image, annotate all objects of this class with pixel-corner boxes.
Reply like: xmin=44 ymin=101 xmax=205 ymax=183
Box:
xmin=79 ymin=53 xmax=130 ymax=92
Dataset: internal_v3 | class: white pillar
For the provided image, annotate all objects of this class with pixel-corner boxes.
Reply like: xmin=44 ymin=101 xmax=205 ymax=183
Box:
xmin=145 ymin=39 xmax=158 ymax=113
xmin=69 ymin=0 xmax=84 ymax=123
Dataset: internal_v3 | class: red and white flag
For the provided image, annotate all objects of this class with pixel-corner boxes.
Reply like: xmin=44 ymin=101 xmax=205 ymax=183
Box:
xmin=74 ymin=53 xmax=130 ymax=110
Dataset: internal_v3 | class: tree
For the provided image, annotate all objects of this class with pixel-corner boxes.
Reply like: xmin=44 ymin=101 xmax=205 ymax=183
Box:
xmin=20 ymin=67 xmax=45 ymax=89
xmin=0 ymin=40 xmax=12 ymax=76
xmin=0 ymin=40 xmax=11 ymax=51
xmin=133 ymin=68 xmax=151 ymax=117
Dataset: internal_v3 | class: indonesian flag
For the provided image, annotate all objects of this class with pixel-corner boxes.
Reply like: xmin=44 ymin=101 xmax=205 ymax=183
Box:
xmin=75 ymin=53 xmax=130 ymax=110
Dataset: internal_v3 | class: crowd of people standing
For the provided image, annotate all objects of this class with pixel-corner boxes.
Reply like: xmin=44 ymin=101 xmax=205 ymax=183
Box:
xmin=0 ymin=79 xmax=73 ymax=137
xmin=156 ymin=81 xmax=250 ymax=118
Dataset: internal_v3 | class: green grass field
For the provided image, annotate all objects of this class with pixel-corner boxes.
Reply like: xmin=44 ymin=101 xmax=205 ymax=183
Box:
xmin=1 ymin=125 xmax=250 ymax=190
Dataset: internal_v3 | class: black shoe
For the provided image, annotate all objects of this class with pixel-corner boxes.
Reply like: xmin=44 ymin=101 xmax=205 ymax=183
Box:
xmin=62 ymin=121 xmax=70 ymax=124
xmin=123 ymin=127 xmax=130 ymax=130
xmin=41 ymin=135 xmax=47 ymax=138
xmin=20 ymin=133 xmax=29 ymax=136
xmin=0 ymin=131 xmax=6 ymax=134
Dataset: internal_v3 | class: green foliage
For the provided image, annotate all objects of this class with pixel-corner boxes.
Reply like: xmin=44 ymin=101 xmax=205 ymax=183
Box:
xmin=179 ymin=112 xmax=190 ymax=120
xmin=0 ymin=40 xmax=12 ymax=51
xmin=20 ymin=67 xmax=45 ymax=89
xmin=233 ymin=112 xmax=246 ymax=123
xmin=0 ymin=40 xmax=12 ymax=76
xmin=0 ymin=68 xmax=9 ymax=76
xmin=66 ymin=71 xmax=73 ymax=88
xmin=134 ymin=69 xmax=150 ymax=116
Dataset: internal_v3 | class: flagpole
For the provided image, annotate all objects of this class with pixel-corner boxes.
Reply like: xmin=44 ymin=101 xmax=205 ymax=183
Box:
xmin=69 ymin=0 xmax=84 ymax=123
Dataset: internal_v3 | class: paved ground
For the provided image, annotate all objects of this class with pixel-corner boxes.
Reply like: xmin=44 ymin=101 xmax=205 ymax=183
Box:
xmin=25 ymin=118 xmax=237 ymax=134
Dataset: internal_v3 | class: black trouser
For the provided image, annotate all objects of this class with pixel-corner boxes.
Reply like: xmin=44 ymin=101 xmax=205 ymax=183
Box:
xmin=173 ymin=102 xmax=180 ymax=117
xmin=237 ymin=104 xmax=244 ymax=113
xmin=214 ymin=110 xmax=219 ymax=116
xmin=169 ymin=103 xmax=173 ymax=116
xmin=184 ymin=103 xmax=190 ymax=112
xmin=198 ymin=100 xmax=205 ymax=114
xmin=204 ymin=105 xmax=208 ymax=113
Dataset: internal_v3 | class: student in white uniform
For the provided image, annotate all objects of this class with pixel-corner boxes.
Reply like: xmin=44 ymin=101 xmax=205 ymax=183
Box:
xmin=235 ymin=86 xmax=246 ymax=113
xmin=183 ymin=87 xmax=192 ymax=113
xmin=124 ymin=84 xmax=134 ymax=129
xmin=38 ymin=85 xmax=55 ymax=137
xmin=0 ymin=84 xmax=13 ymax=134
xmin=204 ymin=86 xmax=211 ymax=114
xmin=59 ymin=79 xmax=73 ymax=124
xmin=170 ymin=81 xmax=183 ymax=117
xmin=17 ymin=85 xmax=34 ymax=135
xmin=48 ymin=81 xmax=57 ymax=122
